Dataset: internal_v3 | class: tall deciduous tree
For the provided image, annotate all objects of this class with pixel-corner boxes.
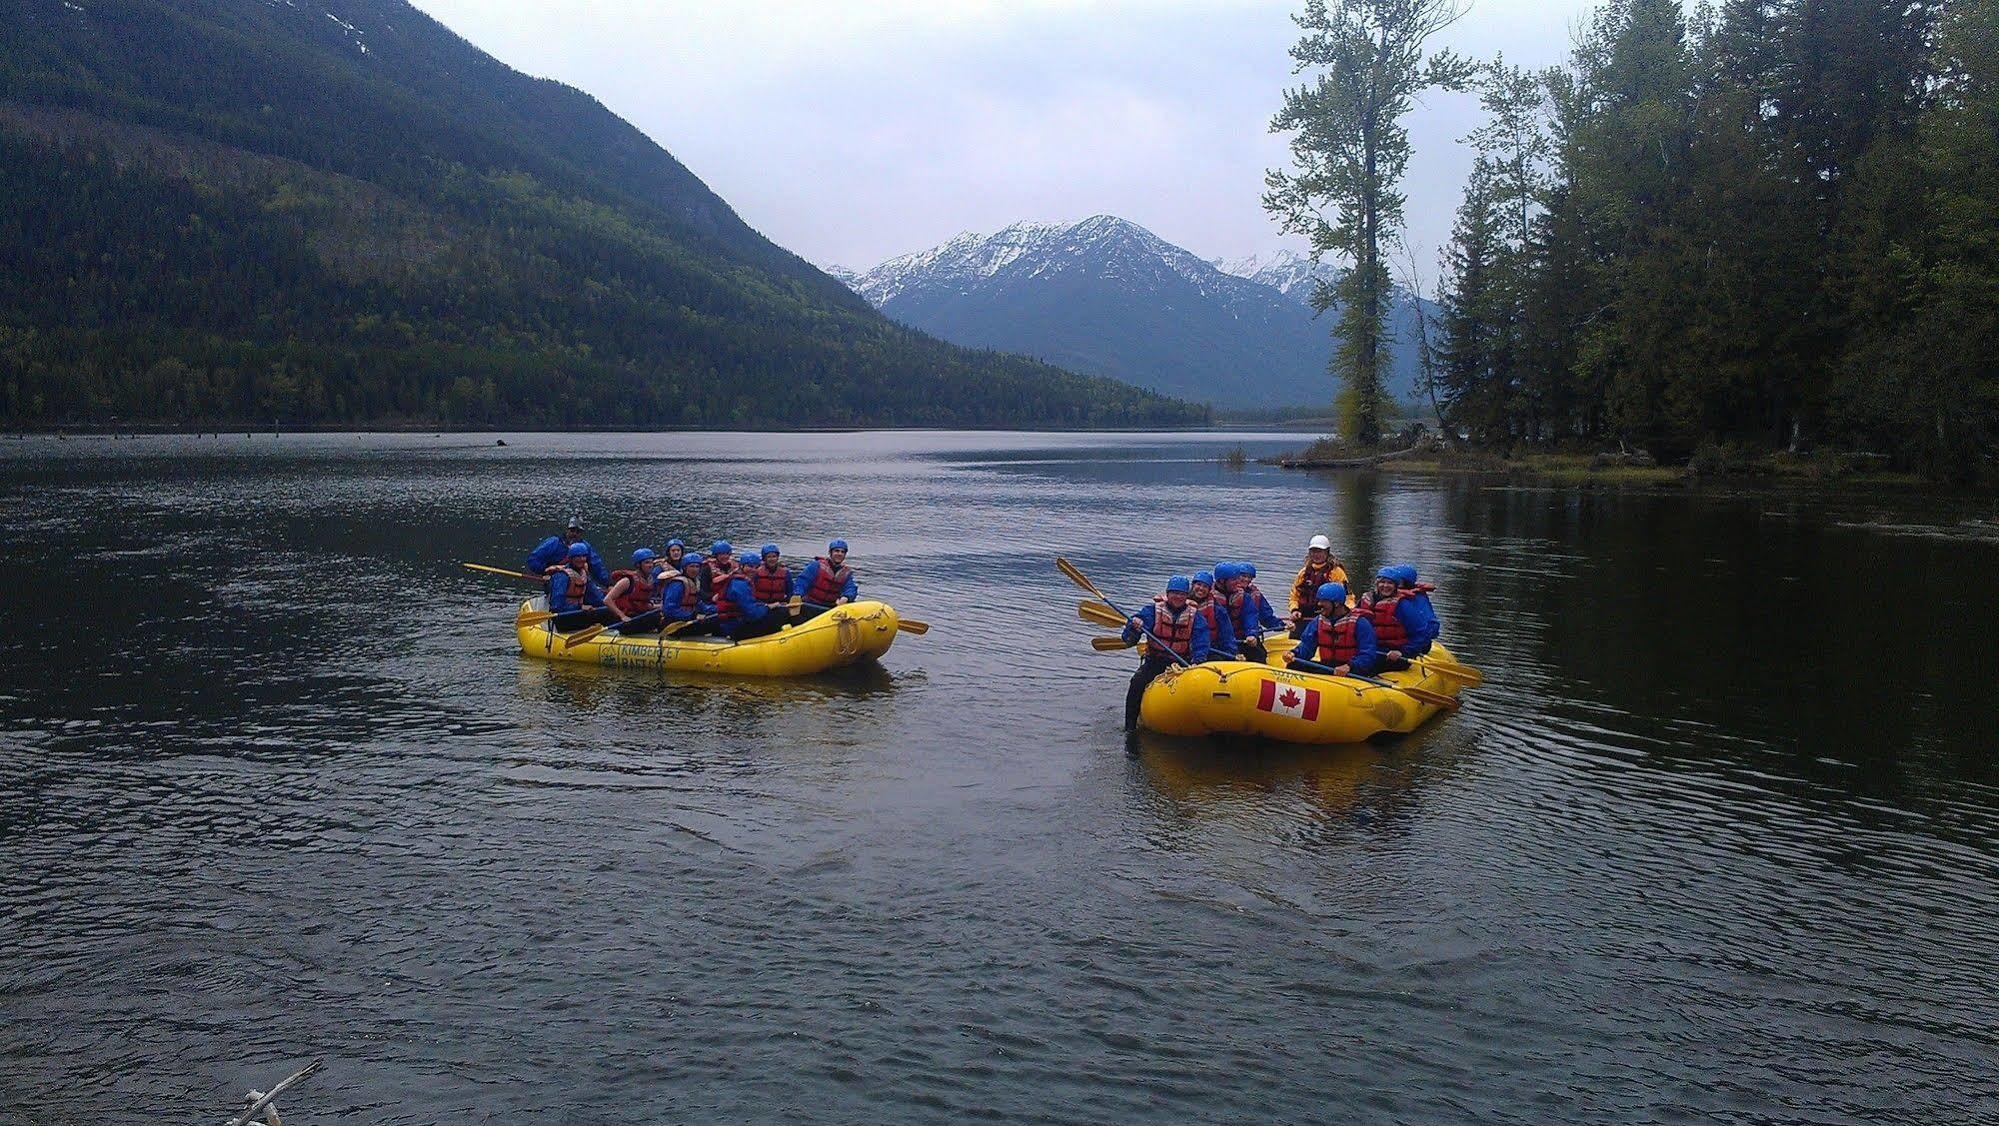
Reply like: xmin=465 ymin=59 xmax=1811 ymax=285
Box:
xmin=1266 ymin=0 xmax=1474 ymax=446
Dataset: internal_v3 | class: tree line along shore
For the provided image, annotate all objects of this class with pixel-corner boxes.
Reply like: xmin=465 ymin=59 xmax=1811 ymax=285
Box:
xmin=1267 ymin=0 xmax=1998 ymax=487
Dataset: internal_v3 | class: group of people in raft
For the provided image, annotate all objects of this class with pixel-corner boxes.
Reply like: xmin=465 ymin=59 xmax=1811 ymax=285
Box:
xmin=1120 ymin=534 xmax=1443 ymax=730
xmin=526 ymin=517 xmax=860 ymax=641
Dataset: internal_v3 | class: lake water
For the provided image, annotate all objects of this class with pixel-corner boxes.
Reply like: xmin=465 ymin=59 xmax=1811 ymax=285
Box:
xmin=2 ymin=430 xmax=1996 ymax=1123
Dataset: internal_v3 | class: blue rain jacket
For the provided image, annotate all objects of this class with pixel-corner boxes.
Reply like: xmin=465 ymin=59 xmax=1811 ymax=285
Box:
xmin=1290 ymin=613 xmax=1381 ymax=677
xmin=1193 ymin=595 xmax=1235 ymax=659
xmin=791 ymin=559 xmax=859 ymax=603
xmin=547 ymin=570 xmax=605 ymax=614
xmin=528 ymin=536 xmax=609 ymax=585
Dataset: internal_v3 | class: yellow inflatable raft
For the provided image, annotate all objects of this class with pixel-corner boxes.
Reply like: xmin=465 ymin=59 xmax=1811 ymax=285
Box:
xmin=515 ymin=597 xmax=898 ymax=677
xmin=1137 ymin=643 xmax=1467 ymax=745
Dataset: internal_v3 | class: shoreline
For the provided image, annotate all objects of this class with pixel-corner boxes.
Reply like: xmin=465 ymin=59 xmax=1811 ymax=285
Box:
xmin=1267 ymin=449 xmax=1942 ymax=490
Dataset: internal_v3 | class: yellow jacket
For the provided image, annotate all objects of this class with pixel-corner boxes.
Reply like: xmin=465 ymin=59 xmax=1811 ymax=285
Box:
xmin=1288 ymin=559 xmax=1350 ymax=614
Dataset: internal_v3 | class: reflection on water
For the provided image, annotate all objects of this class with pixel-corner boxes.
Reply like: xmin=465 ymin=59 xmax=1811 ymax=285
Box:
xmin=1 ymin=431 xmax=1996 ymax=1123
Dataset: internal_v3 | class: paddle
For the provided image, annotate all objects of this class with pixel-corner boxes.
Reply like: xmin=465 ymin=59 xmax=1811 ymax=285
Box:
xmin=1054 ymin=557 xmax=1191 ymax=667
xmin=563 ymin=607 xmax=662 ymax=648
xmin=661 ymin=614 xmax=714 ymax=638
xmin=1409 ymin=654 xmax=1484 ymax=686
xmin=517 ymin=609 xmax=556 ymax=626
xmin=1078 ymin=600 xmax=1126 ymax=630
xmin=1286 ymin=656 xmax=1460 ymax=709
xmin=799 ymin=598 xmax=929 ymax=635
xmin=1091 ymin=635 xmax=1138 ymax=651
xmin=464 ymin=562 xmax=540 ymax=581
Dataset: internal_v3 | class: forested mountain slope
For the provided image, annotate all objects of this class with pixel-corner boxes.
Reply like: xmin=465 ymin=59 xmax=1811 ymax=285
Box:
xmin=0 ymin=0 xmax=1202 ymax=428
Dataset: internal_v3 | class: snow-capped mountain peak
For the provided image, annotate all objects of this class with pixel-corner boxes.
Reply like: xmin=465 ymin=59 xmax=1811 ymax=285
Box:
xmin=850 ymin=215 xmax=1255 ymax=308
xmin=1214 ymin=250 xmax=1339 ymax=304
xmin=832 ymin=216 xmax=1430 ymax=408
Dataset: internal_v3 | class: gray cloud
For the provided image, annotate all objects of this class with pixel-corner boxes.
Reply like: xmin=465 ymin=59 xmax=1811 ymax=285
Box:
xmin=415 ymin=1 xmax=1596 ymax=271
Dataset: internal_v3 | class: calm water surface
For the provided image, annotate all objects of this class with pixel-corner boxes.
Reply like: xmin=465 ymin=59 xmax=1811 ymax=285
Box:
xmin=2 ymin=430 xmax=1996 ymax=1123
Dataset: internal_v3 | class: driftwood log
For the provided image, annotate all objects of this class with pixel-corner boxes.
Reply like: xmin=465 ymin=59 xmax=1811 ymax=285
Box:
xmin=1276 ymin=444 xmax=1425 ymax=469
xmin=225 ymin=1058 xmax=323 ymax=1126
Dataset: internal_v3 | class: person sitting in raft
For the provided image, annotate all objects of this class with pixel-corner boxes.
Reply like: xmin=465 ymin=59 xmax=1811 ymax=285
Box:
xmin=1121 ymin=574 xmax=1210 ymax=731
xmin=1288 ymin=534 xmax=1349 ymax=638
xmin=1356 ymin=566 xmax=1427 ymax=669
xmin=603 ymin=548 xmax=668 ymax=634
xmin=661 ymin=538 xmax=688 ymax=574
xmin=792 ymin=539 xmax=858 ymax=620
xmin=1223 ymin=561 xmax=1284 ymax=663
xmin=1391 ymin=564 xmax=1442 ymax=655
xmin=1287 ymin=582 xmax=1379 ymax=678
xmin=547 ymin=541 xmax=615 ymax=632
xmin=665 ymin=551 xmax=719 ymax=636
xmin=701 ymin=540 xmax=740 ymax=602
xmin=712 ymin=555 xmax=784 ymax=641
xmin=526 ymin=514 xmax=609 ymax=584
xmin=746 ymin=544 xmax=794 ymax=616
xmin=1188 ymin=568 xmax=1235 ymax=661
xmin=657 ymin=552 xmax=705 ymax=631
xmin=1359 ymin=564 xmax=1439 ymax=660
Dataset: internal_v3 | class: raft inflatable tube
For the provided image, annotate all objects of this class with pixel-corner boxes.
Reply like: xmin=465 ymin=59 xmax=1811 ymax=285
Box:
xmin=1137 ymin=643 xmax=1466 ymax=745
xmin=515 ymin=596 xmax=898 ymax=677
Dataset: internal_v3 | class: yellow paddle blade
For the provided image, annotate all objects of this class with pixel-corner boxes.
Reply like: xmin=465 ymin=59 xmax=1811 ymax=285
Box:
xmin=465 ymin=562 xmax=535 ymax=580
xmin=896 ymin=619 xmax=930 ymax=635
xmin=1418 ymin=657 xmax=1484 ymax=686
xmin=1091 ymin=635 xmax=1136 ymax=651
xmin=1397 ymin=685 xmax=1460 ymax=709
xmin=562 ymin=623 xmax=610 ymax=648
xmin=517 ymin=610 xmax=555 ymax=626
xmin=1054 ymin=556 xmax=1107 ymax=602
xmin=1077 ymin=601 xmax=1126 ymax=629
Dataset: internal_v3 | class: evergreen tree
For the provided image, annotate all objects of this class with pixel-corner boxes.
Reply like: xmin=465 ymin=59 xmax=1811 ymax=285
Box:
xmin=1266 ymin=0 xmax=1475 ymax=445
xmin=1435 ymin=156 xmax=1510 ymax=440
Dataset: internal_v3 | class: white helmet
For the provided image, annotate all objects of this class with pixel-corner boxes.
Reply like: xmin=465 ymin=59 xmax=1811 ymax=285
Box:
xmin=1308 ymin=534 xmax=1332 ymax=551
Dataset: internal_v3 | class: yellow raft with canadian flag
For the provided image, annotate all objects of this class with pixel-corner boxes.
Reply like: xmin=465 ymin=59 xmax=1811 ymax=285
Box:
xmin=515 ymin=596 xmax=898 ymax=677
xmin=1136 ymin=643 xmax=1467 ymax=744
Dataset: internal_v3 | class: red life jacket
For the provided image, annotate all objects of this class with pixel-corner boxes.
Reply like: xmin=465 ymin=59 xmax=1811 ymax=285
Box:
xmin=706 ymin=559 xmax=737 ymax=601
xmin=1367 ymin=591 xmax=1408 ymax=650
xmin=1150 ymin=597 xmax=1196 ymax=658
xmin=805 ymin=557 xmax=853 ymax=604
xmin=1310 ymin=611 xmax=1363 ymax=665
xmin=749 ymin=562 xmax=790 ymax=604
xmin=1191 ymin=594 xmax=1220 ymax=636
xmin=1293 ymin=560 xmax=1335 ymax=613
xmin=547 ymin=563 xmax=592 ymax=611
xmin=608 ymin=568 xmax=661 ymax=617
xmin=666 ymin=570 xmax=701 ymax=611
xmin=713 ymin=571 xmax=748 ymax=623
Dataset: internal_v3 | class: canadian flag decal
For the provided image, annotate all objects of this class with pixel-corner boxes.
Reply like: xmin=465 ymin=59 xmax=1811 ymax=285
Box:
xmin=1257 ymin=679 xmax=1321 ymax=720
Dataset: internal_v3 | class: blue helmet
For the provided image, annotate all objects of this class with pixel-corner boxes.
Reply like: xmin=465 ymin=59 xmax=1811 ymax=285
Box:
xmin=1241 ymin=562 xmax=1258 ymax=579
xmin=1394 ymin=564 xmax=1420 ymax=585
xmin=567 ymin=540 xmax=591 ymax=557
xmin=684 ymin=552 xmax=705 ymax=567
xmin=710 ymin=540 xmax=733 ymax=555
xmin=666 ymin=538 xmax=685 ymax=550
xmin=828 ymin=539 xmax=849 ymax=552
xmin=1318 ymin=581 xmax=1347 ymax=607
xmin=1375 ymin=566 xmax=1399 ymax=582
xmin=1213 ymin=562 xmax=1237 ymax=582
xmin=632 ymin=548 xmax=656 ymax=565
xmin=1193 ymin=570 xmax=1215 ymax=587
xmin=760 ymin=543 xmax=780 ymax=558
xmin=1165 ymin=574 xmax=1192 ymax=594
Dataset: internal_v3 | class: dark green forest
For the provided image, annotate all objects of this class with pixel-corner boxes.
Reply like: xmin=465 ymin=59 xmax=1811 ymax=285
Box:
xmin=0 ymin=0 xmax=1203 ymax=430
xmin=1431 ymin=0 xmax=1997 ymax=480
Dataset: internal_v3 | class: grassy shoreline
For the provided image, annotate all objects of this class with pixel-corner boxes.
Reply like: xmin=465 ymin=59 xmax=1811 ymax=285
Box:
xmin=1270 ymin=441 xmax=1939 ymax=489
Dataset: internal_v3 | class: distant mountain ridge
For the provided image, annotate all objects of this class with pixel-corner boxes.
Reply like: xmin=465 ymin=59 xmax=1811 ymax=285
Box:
xmin=0 ymin=0 xmax=1199 ymax=429
xmin=836 ymin=219 xmax=1429 ymax=408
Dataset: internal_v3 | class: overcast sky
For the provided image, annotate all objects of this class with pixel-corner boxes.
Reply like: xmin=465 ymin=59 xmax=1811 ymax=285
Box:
xmin=412 ymin=1 xmax=1599 ymax=271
